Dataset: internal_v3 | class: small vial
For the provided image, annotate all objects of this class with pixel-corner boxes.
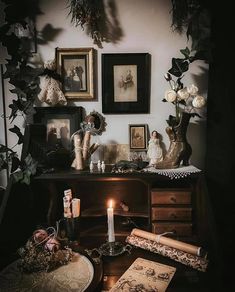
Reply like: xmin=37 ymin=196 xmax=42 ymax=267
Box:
xmin=101 ymin=161 xmax=105 ymax=172
xmin=89 ymin=161 xmax=94 ymax=172
xmin=97 ymin=160 xmax=101 ymax=171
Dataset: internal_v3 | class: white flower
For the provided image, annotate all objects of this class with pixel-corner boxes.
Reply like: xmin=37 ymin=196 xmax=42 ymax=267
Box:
xmin=187 ymin=84 xmax=198 ymax=95
xmin=177 ymin=88 xmax=189 ymax=100
xmin=165 ymin=90 xmax=177 ymax=102
xmin=192 ymin=95 xmax=206 ymax=108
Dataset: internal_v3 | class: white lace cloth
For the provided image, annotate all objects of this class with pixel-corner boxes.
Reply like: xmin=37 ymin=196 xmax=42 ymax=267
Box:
xmin=142 ymin=165 xmax=201 ymax=179
xmin=0 ymin=252 xmax=94 ymax=292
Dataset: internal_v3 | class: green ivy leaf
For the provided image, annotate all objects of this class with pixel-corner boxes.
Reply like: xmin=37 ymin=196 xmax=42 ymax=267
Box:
xmin=180 ymin=47 xmax=190 ymax=58
xmin=168 ymin=58 xmax=189 ymax=77
xmin=12 ymin=170 xmax=24 ymax=183
xmin=9 ymin=100 xmax=21 ymax=121
xmin=10 ymin=88 xmax=27 ymax=99
xmin=11 ymin=156 xmax=21 ymax=172
xmin=0 ymin=144 xmax=14 ymax=154
xmin=9 ymin=125 xmax=24 ymax=144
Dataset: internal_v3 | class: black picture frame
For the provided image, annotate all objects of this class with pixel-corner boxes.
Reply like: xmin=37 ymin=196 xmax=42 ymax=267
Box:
xmin=33 ymin=106 xmax=83 ymax=150
xmin=129 ymin=124 xmax=148 ymax=151
xmin=102 ymin=53 xmax=151 ymax=114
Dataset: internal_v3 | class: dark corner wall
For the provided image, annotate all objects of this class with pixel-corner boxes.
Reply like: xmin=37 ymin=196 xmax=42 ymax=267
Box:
xmin=205 ymin=1 xmax=234 ymax=290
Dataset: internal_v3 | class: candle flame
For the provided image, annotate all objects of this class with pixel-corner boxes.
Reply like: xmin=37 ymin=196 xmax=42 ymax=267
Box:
xmin=108 ymin=199 xmax=113 ymax=208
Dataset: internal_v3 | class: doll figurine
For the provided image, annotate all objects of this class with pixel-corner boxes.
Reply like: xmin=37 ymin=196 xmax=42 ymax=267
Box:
xmin=147 ymin=130 xmax=163 ymax=165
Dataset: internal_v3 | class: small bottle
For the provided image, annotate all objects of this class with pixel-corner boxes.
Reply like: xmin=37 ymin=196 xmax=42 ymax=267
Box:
xmin=97 ymin=160 xmax=101 ymax=171
xmin=89 ymin=160 xmax=94 ymax=172
xmin=101 ymin=161 xmax=105 ymax=172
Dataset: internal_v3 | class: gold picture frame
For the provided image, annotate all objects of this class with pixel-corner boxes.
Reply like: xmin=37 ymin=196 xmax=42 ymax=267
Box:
xmin=129 ymin=124 xmax=148 ymax=151
xmin=56 ymin=47 xmax=96 ymax=100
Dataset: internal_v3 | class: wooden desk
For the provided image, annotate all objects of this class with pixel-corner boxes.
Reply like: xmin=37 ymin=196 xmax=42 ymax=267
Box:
xmin=33 ymin=167 xmax=207 ymax=244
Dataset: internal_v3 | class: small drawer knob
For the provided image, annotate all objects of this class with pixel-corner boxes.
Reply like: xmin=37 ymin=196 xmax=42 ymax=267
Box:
xmin=170 ymin=213 xmax=177 ymax=218
xmin=170 ymin=196 xmax=176 ymax=203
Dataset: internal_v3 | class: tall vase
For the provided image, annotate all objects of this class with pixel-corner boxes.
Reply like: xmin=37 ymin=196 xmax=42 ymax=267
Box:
xmin=155 ymin=112 xmax=192 ymax=169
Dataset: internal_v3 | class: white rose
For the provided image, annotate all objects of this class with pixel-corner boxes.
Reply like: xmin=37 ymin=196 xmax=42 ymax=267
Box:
xmin=177 ymin=88 xmax=190 ymax=100
xmin=187 ymin=84 xmax=198 ymax=95
xmin=165 ymin=90 xmax=177 ymax=102
xmin=192 ymin=95 xmax=206 ymax=108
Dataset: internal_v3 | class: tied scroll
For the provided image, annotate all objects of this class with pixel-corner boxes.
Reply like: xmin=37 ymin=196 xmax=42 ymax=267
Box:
xmin=131 ymin=228 xmax=206 ymax=257
xmin=126 ymin=229 xmax=208 ymax=272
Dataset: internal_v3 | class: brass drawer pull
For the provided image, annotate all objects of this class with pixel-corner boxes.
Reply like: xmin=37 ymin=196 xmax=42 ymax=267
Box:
xmin=170 ymin=213 xmax=177 ymax=218
xmin=170 ymin=196 xmax=176 ymax=203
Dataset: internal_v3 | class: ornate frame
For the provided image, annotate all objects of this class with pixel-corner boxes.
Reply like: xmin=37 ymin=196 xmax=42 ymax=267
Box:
xmin=56 ymin=47 xmax=97 ymax=100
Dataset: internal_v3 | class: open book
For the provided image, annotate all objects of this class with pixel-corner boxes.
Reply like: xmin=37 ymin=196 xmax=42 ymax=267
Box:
xmin=109 ymin=257 xmax=176 ymax=292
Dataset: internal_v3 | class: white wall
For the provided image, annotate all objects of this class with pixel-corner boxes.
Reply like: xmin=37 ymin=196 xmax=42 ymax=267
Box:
xmin=1 ymin=0 xmax=208 ymax=172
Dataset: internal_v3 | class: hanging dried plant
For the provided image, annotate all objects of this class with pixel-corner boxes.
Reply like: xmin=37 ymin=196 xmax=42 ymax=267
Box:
xmin=68 ymin=0 xmax=104 ymax=48
xmin=170 ymin=0 xmax=211 ymax=61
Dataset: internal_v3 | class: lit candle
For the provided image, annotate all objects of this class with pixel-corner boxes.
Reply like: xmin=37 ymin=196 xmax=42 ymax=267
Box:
xmin=107 ymin=199 xmax=115 ymax=242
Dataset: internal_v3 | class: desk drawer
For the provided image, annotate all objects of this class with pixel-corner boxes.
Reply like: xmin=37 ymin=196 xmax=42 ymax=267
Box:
xmin=151 ymin=207 xmax=192 ymax=221
xmin=151 ymin=189 xmax=191 ymax=205
xmin=152 ymin=222 xmax=192 ymax=237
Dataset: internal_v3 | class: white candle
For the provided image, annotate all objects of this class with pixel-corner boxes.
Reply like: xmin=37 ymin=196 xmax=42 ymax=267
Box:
xmin=107 ymin=200 xmax=115 ymax=242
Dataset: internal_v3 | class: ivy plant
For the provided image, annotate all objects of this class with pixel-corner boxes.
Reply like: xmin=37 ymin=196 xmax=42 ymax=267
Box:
xmin=0 ymin=0 xmax=42 ymax=184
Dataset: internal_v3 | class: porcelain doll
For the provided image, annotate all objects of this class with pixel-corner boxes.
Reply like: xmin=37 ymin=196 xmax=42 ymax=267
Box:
xmin=147 ymin=130 xmax=163 ymax=165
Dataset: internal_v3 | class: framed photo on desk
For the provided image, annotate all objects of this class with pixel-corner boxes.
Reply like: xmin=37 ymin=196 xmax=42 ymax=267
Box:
xmin=33 ymin=106 xmax=83 ymax=150
xmin=129 ymin=124 xmax=148 ymax=151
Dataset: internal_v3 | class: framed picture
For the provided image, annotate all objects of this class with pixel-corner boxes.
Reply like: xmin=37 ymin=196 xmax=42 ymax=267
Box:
xmin=129 ymin=124 xmax=148 ymax=151
xmin=56 ymin=47 xmax=97 ymax=100
xmin=33 ymin=106 xmax=83 ymax=150
xmin=102 ymin=53 xmax=151 ymax=114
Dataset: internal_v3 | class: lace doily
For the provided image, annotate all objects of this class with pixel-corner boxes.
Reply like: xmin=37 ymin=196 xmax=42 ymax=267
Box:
xmin=0 ymin=252 xmax=94 ymax=292
xmin=142 ymin=165 xmax=201 ymax=179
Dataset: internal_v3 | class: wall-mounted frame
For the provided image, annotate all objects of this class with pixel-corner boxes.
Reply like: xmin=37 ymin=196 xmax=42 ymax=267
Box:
xmin=129 ymin=124 xmax=148 ymax=151
xmin=102 ymin=53 xmax=151 ymax=114
xmin=33 ymin=106 xmax=83 ymax=150
xmin=56 ymin=47 xmax=96 ymax=100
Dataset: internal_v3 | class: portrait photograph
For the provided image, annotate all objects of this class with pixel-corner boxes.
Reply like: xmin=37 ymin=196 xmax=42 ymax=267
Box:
xmin=62 ymin=57 xmax=87 ymax=92
xmin=129 ymin=124 xmax=148 ymax=151
xmin=47 ymin=119 xmax=70 ymax=150
xmin=114 ymin=65 xmax=137 ymax=102
xmin=102 ymin=53 xmax=150 ymax=114
xmin=56 ymin=47 xmax=96 ymax=100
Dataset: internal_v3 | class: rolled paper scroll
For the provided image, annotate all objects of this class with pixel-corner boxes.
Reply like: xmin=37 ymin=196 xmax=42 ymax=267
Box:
xmin=131 ymin=228 xmax=206 ymax=257
xmin=72 ymin=135 xmax=84 ymax=170
xmin=126 ymin=235 xmax=208 ymax=272
xmin=82 ymin=131 xmax=91 ymax=161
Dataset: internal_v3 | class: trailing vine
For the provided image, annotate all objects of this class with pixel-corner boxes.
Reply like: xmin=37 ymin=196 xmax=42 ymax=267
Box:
xmin=0 ymin=0 xmax=42 ymax=184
